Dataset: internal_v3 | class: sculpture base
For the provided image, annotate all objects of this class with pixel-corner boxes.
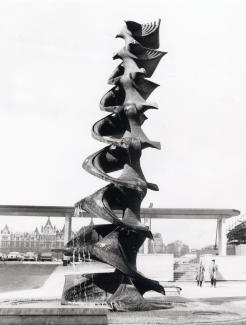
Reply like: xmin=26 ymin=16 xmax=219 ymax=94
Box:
xmin=107 ymin=279 xmax=173 ymax=311
xmin=61 ymin=274 xmax=109 ymax=305
xmin=62 ymin=273 xmax=174 ymax=312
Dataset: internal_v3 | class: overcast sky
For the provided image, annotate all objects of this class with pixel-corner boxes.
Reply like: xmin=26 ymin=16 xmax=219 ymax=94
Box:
xmin=0 ymin=0 xmax=245 ymax=248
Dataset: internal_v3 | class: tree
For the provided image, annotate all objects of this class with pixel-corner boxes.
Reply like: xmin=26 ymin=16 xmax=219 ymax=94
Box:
xmin=165 ymin=240 xmax=190 ymax=257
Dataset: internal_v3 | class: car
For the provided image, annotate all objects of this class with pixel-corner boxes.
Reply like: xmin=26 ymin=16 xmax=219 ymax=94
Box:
xmin=0 ymin=252 xmax=7 ymax=261
xmin=24 ymin=252 xmax=37 ymax=261
xmin=6 ymin=252 xmax=22 ymax=261
xmin=38 ymin=252 xmax=53 ymax=262
xmin=62 ymin=254 xmax=71 ymax=266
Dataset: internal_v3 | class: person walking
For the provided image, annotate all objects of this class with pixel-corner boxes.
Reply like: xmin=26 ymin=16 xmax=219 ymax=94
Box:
xmin=196 ymin=260 xmax=205 ymax=287
xmin=209 ymin=259 xmax=218 ymax=287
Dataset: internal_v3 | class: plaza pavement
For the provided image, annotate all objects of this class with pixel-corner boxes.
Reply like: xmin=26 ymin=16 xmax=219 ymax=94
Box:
xmin=0 ymin=261 xmax=246 ymax=302
xmin=0 ymin=262 xmax=246 ymax=324
xmin=0 ymin=262 xmax=113 ymax=302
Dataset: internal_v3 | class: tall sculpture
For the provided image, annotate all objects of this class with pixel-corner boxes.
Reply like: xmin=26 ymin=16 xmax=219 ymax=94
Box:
xmin=62 ymin=19 xmax=176 ymax=311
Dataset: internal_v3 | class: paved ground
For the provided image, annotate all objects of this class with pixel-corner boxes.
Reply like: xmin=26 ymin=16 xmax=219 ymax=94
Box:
xmin=0 ymin=261 xmax=113 ymax=302
xmin=0 ymin=262 xmax=246 ymax=324
xmin=164 ymin=280 xmax=246 ymax=299
xmin=0 ymin=263 xmax=57 ymax=292
xmin=108 ymin=300 xmax=246 ymax=325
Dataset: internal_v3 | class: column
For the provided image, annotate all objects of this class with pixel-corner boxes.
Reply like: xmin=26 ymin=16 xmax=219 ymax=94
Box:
xmin=217 ymin=217 xmax=227 ymax=256
xmin=142 ymin=214 xmax=150 ymax=254
xmin=64 ymin=214 xmax=72 ymax=245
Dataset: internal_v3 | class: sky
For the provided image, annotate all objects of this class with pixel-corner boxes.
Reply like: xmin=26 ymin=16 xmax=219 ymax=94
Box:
xmin=0 ymin=0 xmax=246 ymax=248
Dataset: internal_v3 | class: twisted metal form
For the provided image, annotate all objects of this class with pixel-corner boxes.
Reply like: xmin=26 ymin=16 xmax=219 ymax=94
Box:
xmin=62 ymin=19 xmax=175 ymax=311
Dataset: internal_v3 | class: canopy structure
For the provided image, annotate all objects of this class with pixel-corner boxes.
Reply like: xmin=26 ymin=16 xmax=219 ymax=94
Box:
xmin=227 ymin=220 xmax=246 ymax=244
xmin=0 ymin=205 xmax=240 ymax=255
xmin=0 ymin=205 xmax=239 ymax=218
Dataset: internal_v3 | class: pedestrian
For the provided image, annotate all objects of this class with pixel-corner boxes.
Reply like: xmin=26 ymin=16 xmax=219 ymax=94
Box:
xmin=209 ymin=259 xmax=218 ymax=287
xmin=196 ymin=260 xmax=205 ymax=287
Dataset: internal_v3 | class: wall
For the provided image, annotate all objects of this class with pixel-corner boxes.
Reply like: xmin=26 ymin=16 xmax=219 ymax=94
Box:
xmin=235 ymin=244 xmax=246 ymax=255
xmin=137 ymin=253 xmax=174 ymax=281
xmin=200 ymin=254 xmax=246 ymax=280
xmin=227 ymin=244 xmax=236 ymax=256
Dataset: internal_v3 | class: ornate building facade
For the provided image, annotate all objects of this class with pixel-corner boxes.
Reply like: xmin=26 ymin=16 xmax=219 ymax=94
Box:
xmin=0 ymin=217 xmax=65 ymax=254
xmin=148 ymin=233 xmax=165 ymax=253
xmin=139 ymin=232 xmax=165 ymax=254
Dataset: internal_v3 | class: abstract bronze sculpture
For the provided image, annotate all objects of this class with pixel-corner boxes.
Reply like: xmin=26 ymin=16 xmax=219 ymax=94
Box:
xmin=62 ymin=19 xmax=179 ymax=311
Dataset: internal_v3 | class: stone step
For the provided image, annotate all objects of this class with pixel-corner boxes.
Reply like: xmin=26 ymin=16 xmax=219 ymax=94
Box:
xmin=174 ymin=276 xmax=196 ymax=280
xmin=174 ymin=263 xmax=198 ymax=281
xmin=174 ymin=265 xmax=198 ymax=268
xmin=174 ymin=274 xmax=196 ymax=276
xmin=175 ymin=270 xmax=196 ymax=272
xmin=174 ymin=273 xmax=196 ymax=277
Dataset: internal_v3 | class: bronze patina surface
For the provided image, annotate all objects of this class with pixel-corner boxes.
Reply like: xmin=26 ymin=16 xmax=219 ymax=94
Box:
xmin=62 ymin=20 xmax=179 ymax=311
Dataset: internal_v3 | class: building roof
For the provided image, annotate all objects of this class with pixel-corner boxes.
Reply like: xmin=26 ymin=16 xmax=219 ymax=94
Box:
xmin=44 ymin=217 xmax=53 ymax=228
xmin=1 ymin=224 xmax=10 ymax=234
xmin=0 ymin=217 xmax=64 ymax=238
